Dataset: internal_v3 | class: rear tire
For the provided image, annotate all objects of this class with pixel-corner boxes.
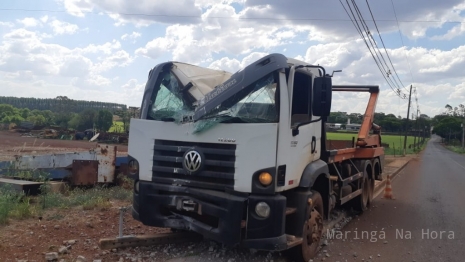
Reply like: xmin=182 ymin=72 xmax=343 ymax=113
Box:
xmin=352 ymin=162 xmax=371 ymax=212
xmin=288 ymin=191 xmax=324 ymax=262
xmin=367 ymin=175 xmax=375 ymax=206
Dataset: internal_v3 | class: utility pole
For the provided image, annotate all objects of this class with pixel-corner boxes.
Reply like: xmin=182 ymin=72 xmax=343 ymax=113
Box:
xmin=413 ymin=114 xmax=417 ymax=149
xmin=416 ymin=110 xmax=421 ymax=148
xmin=461 ymin=123 xmax=465 ymax=150
xmin=403 ymin=85 xmax=413 ymax=156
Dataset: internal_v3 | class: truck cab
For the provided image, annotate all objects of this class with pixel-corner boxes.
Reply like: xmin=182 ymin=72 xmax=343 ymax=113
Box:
xmin=128 ymin=54 xmax=384 ymax=261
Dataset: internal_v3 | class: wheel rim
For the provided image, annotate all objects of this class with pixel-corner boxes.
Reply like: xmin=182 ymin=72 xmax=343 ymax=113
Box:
xmin=302 ymin=206 xmax=323 ymax=260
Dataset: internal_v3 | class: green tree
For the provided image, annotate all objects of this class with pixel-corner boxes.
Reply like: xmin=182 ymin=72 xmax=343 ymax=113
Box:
xmin=95 ymin=110 xmax=113 ymax=132
xmin=55 ymin=113 xmax=73 ymax=129
xmin=115 ymin=109 xmax=131 ymax=132
xmin=0 ymin=104 xmax=17 ymax=119
xmin=1 ymin=115 xmax=25 ymax=125
xmin=26 ymin=115 xmax=46 ymax=126
xmin=77 ymin=109 xmax=97 ymax=130
xmin=68 ymin=114 xmax=80 ymax=130
xmin=19 ymin=108 xmax=30 ymax=119
xmin=433 ymin=117 xmax=462 ymax=140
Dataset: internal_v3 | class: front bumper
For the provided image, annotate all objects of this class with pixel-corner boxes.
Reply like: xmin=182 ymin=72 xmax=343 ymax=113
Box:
xmin=133 ymin=181 xmax=287 ymax=250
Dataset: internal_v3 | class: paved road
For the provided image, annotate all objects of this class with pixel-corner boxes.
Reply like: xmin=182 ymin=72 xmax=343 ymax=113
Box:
xmin=324 ymin=136 xmax=465 ymax=262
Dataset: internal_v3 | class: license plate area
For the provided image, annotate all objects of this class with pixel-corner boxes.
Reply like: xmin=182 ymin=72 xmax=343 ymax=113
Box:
xmin=176 ymin=198 xmax=202 ymax=214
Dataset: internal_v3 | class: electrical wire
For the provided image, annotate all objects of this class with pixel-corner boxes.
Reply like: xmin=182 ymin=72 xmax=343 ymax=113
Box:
xmin=340 ymin=0 xmax=406 ymax=99
xmin=365 ymin=0 xmax=408 ymax=91
xmin=0 ymin=7 xmax=464 ymax=23
xmin=390 ymin=0 xmax=415 ymax=85
xmin=343 ymin=0 xmax=399 ymax=95
xmin=350 ymin=0 xmax=404 ymax=91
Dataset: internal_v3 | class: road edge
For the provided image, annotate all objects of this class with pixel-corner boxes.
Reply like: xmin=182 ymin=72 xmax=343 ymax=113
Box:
xmin=373 ymin=158 xmax=412 ymax=199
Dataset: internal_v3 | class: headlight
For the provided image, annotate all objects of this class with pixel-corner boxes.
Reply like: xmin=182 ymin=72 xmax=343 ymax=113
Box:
xmin=255 ymin=202 xmax=270 ymax=218
xmin=258 ymin=172 xmax=273 ymax=186
xmin=128 ymin=159 xmax=139 ymax=176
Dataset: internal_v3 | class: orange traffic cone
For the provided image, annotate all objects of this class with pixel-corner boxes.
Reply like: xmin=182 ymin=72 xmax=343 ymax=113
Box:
xmin=383 ymin=175 xmax=395 ymax=199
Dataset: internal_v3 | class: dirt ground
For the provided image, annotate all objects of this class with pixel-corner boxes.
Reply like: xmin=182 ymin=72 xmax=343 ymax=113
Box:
xmin=0 ymin=131 xmax=127 ymax=161
xmin=0 ymin=201 xmax=172 ymax=262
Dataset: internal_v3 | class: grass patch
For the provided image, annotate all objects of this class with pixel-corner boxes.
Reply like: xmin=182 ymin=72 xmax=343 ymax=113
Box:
xmin=446 ymin=145 xmax=465 ymax=154
xmin=0 ymin=185 xmax=38 ymax=224
xmin=41 ymin=185 xmax=133 ymax=210
xmin=327 ymin=132 xmax=427 ymax=155
xmin=109 ymin=121 xmax=125 ymax=133
xmin=1 ymin=180 xmax=133 ymax=225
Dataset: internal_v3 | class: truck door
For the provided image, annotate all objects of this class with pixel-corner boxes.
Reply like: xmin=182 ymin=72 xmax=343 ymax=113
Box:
xmin=275 ymin=68 xmax=322 ymax=191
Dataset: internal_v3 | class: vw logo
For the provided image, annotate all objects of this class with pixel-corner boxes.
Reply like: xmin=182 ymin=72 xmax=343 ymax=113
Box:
xmin=183 ymin=150 xmax=202 ymax=173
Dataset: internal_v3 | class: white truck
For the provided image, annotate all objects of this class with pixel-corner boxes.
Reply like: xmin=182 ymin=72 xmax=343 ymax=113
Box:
xmin=127 ymin=54 xmax=384 ymax=261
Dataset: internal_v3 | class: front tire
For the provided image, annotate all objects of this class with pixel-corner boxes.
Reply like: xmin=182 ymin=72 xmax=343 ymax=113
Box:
xmin=289 ymin=190 xmax=324 ymax=262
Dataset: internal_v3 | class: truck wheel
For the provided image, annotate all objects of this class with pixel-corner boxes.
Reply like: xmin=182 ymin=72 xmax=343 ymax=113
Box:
xmin=353 ymin=163 xmax=370 ymax=212
xmin=367 ymin=175 xmax=375 ymax=206
xmin=289 ymin=190 xmax=324 ymax=262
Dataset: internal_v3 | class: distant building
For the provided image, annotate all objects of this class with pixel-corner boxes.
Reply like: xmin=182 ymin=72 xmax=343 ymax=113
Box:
xmin=326 ymin=123 xmax=342 ymax=130
xmin=346 ymin=123 xmax=361 ymax=131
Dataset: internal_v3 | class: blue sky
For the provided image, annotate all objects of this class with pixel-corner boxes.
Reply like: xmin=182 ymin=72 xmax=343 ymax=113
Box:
xmin=1 ymin=0 xmax=465 ymax=117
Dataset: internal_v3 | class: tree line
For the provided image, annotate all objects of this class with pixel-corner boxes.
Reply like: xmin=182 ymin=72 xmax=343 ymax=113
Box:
xmin=329 ymin=104 xmax=465 ymax=143
xmin=328 ymin=111 xmax=431 ymax=133
xmin=433 ymin=104 xmax=465 ymax=142
xmin=0 ymin=96 xmax=127 ymax=114
xmin=0 ymin=104 xmax=120 ymax=132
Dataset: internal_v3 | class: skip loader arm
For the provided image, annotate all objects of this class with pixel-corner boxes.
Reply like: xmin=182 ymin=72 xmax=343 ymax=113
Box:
xmin=332 ymin=85 xmax=381 ymax=148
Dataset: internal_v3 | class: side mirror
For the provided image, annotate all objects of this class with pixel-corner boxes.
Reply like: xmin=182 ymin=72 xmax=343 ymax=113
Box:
xmin=312 ymin=76 xmax=332 ymax=117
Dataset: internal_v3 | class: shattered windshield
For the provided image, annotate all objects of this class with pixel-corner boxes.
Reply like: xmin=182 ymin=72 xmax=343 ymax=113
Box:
xmin=147 ymin=71 xmax=192 ymax=121
xmin=199 ymin=72 xmax=278 ymax=123
xmin=147 ymin=70 xmax=278 ymax=132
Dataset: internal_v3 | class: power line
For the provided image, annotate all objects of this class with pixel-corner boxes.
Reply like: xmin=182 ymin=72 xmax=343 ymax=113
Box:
xmin=345 ymin=0 xmax=405 ymax=98
xmin=390 ymin=0 xmax=415 ymax=85
xmin=340 ymin=0 xmax=399 ymax=96
xmin=0 ymin=7 xmax=464 ymax=24
xmin=350 ymin=0 xmax=404 ymax=91
xmin=340 ymin=0 xmax=407 ymax=99
xmin=365 ymin=0 xmax=408 ymax=92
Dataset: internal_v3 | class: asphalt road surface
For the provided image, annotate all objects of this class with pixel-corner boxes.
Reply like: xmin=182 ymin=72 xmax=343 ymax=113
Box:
xmin=324 ymin=135 xmax=465 ymax=262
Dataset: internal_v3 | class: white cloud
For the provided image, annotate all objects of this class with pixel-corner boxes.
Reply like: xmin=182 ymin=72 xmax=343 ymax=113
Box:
xmin=79 ymin=40 xmax=121 ymax=54
xmin=121 ymin=32 xmax=141 ymax=43
xmin=0 ymin=21 xmax=14 ymax=27
xmin=93 ymin=50 xmax=133 ymax=73
xmin=61 ymin=0 xmax=203 ymax=25
xmin=0 ymin=27 xmax=132 ymax=87
xmin=40 ymin=15 xmax=49 ymax=23
xmin=86 ymin=74 xmax=112 ymax=86
xmin=60 ymin=0 xmax=94 ymax=17
xmin=121 ymin=31 xmax=141 ymax=40
xmin=122 ymin=79 xmax=145 ymax=91
xmin=135 ymin=4 xmax=300 ymax=64
xmin=4 ymin=28 xmax=38 ymax=40
xmin=208 ymin=57 xmax=241 ymax=72
xmin=59 ymin=55 xmax=93 ymax=77
xmin=431 ymin=23 xmax=465 ymax=40
xmin=49 ymin=19 xmax=79 ymax=35
xmin=208 ymin=52 xmax=269 ymax=73
xmin=17 ymin=17 xmax=40 ymax=27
